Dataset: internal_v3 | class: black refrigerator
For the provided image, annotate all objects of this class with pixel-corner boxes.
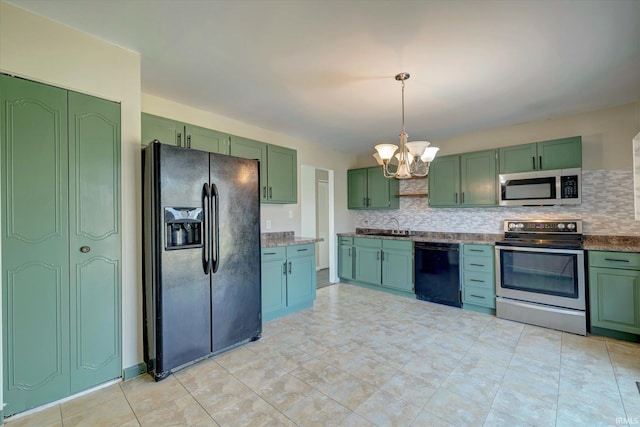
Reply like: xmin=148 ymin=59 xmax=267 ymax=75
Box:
xmin=142 ymin=142 xmax=261 ymax=380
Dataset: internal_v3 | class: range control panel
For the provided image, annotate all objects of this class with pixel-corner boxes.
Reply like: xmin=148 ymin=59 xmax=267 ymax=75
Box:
xmin=503 ymin=219 xmax=583 ymax=234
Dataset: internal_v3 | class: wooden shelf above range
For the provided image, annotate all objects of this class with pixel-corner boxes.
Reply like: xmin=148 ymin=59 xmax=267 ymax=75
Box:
xmin=395 ymin=193 xmax=428 ymax=198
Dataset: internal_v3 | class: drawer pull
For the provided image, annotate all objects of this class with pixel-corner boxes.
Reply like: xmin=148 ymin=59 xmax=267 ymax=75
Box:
xmin=297 ymin=248 xmax=308 ymax=252
xmin=604 ymin=258 xmax=630 ymax=262
xmin=264 ymin=252 xmax=277 ymax=255
xmin=470 ymin=294 xmax=486 ymax=299
xmin=470 ymin=263 xmax=485 ymax=267
xmin=468 ymin=249 xmax=484 ymax=252
xmin=470 ymin=279 xmax=485 ymax=283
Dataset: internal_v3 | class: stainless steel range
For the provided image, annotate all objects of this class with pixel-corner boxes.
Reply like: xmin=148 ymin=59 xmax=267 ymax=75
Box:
xmin=495 ymin=219 xmax=586 ymax=335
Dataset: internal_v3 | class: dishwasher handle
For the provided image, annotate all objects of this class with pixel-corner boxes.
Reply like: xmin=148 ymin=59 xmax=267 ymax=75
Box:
xmin=415 ymin=243 xmax=460 ymax=252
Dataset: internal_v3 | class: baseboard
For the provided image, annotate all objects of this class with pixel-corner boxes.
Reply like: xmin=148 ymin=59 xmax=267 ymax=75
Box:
xmin=123 ymin=362 xmax=147 ymax=381
xmin=591 ymin=326 xmax=640 ymax=343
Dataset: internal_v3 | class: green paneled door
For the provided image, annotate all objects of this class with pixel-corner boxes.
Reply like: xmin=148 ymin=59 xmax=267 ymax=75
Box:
xmin=230 ymin=136 xmax=268 ymax=201
xmin=68 ymin=91 xmax=121 ymax=393
xmin=1 ymin=76 xmax=122 ymax=416
xmin=460 ymin=150 xmax=496 ymax=206
xmin=498 ymin=143 xmax=537 ymax=173
xmin=537 ymin=137 xmax=582 ymax=170
xmin=1 ymin=75 xmax=71 ymax=416
xmin=367 ymin=166 xmax=392 ymax=208
xmin=355 ymin=247 xmax=382 ymax=285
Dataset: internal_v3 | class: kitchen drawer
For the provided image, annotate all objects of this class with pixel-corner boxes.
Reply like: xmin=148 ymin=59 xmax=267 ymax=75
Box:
xmin=589 ymin=251 xmax=640 ymax=270
xmin=383 ymin=239 xmax=412 ymax=251
xmin=339 ymin=236 xmax=354 ymax=246
xmin=463 ymin=285 xmax=496 ymax=309
xmin=286 ymin=243 xmax=315 ymax=259
xmin=355 ymin=237 xmax=382 ymax=248
xmin=262 ymin=246 xmax=286 ymax=260
xmin=463 ymin=255 xmax=493 ymax=273
xmin=462 ymin=271 xmax=494 ymax=290
xmin=463 ymin=244 xmax=493 ymax=257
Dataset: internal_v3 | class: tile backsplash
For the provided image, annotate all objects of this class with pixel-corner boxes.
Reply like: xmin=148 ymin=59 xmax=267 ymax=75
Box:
xmin=356 ymin=169 xmax=640 ymax=235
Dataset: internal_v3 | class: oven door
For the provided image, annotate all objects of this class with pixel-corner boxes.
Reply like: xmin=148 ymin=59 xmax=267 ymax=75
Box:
xmin=495 ymin=245 xmax=585 ymax=310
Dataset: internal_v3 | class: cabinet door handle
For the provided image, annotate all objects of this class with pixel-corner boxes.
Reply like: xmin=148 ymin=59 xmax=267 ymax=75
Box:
xmin=288 ymin=261 xmax=292 ymax=274
xmin=532 ymin=156 xmax=536 ymax=170
xmin=539 ymin=155 xmax=542 ymax=170
xmin=376 ymin=251 xmax=380 ymax=260
xmin=470 ymin=294 xmax=486 ymax=299
xmin=263 ymin=186 xmax=267 ymax=198
xmin=177 ymin=132 xmax=182 ymax=147
xmin=80 ymin=246 xmax=91 ymax=253
xmin=363 ymin=197 xmax=367 ymax=206
xmin=348 ymin=248 xmax=351 ymax=256
xmin=381 ymin=251 xmax=384 ymax=261
xmin=187 ymin=135 xmax=191 ymax=148
xmin=604 ymin=258 xmax=630 ymax=263
xmin=269 ymin=187 xmax=273 ymax=199
xmin=461 ymin=192 xmax=465 ymax=203
xmin=454 ymin=193 xmax=458 ymax=203
xmin=283 ymin=262 xmax=287 ymax=275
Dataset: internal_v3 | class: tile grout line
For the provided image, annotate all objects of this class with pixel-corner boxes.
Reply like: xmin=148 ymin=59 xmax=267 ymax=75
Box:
xmin=118 ymin=382 xmax=142 ymax=427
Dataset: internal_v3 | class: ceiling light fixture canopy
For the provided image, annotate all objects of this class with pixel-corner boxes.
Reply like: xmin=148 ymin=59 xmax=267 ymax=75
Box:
xmin=373 ymin=72 xmax=439 ymax=179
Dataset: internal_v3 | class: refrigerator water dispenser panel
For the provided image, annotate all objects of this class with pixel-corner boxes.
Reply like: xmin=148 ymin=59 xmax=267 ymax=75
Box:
xmin=164 ymin=207 xmax=203 ymax=250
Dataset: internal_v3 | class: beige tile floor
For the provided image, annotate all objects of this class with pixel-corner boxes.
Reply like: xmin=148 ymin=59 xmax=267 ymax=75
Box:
xmin=6 ymin=283 xmax=640 ymax=426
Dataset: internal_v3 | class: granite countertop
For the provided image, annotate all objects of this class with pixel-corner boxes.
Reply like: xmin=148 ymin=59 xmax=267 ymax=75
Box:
xmin=338 ymin=229 xmax=640 ymax=252
xmin=261 ymin=231 xmax=323 ymax=248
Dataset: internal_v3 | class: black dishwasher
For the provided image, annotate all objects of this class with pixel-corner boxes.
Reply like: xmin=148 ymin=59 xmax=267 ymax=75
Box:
xmin=414 ymin=242 xmax=461 ymax=308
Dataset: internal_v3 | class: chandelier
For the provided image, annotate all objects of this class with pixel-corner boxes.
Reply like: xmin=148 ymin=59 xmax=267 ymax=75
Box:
xmin=373 ymin=72 xmax=439 ymax=179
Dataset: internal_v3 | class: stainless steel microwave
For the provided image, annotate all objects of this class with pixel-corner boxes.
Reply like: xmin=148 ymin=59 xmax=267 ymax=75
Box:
xmin=499 ymin=168 xmax=581 ymax=206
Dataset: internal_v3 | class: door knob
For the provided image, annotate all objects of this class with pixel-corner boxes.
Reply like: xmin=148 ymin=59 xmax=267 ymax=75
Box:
xmin=80 ymin=246 xmax=91 ymax=253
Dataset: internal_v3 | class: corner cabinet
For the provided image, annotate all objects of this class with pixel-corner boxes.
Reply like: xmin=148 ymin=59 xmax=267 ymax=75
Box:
xmin=141 ymin=113 xmax=230 ymax=154
xmin=230 ymin=136 xmax=297 ymax=204
xmin=428 ymin=149 xmax=497 ymax=207
xmin=339 ymin=236 xmax=413 ymax=296
xmin=261 ymin=244 xmax=316 ymax=321
xmin=461 ymin=244 xmax=496 ymax=314
xmin=347 ymin=166 xmax=399 ymax=209
xmin=499 ymin=136 xmax=581 ymax=173
xmin=588 ymin=251 xmax=640 ymax=336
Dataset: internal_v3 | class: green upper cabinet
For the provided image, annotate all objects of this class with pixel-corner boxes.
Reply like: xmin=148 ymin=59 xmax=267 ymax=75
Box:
xmin=185 ymin=124 xmax=230 ymax=154
xmin=428 ymin=155 xmax=460 ymax=207
xmin=230 ymin=136 xmax=297 ymax=204
xmin=429 ymin=149 xmax=497 ymax=207
xmin=499 ymin=136 xmax=582 ymax=173
xmin=347 ymin=166 xmax=399 ymax=210
xmin=267 ymin=145 xmax=297 ymax=203
xmin=141 ymin=113 xmax=230 ymax=154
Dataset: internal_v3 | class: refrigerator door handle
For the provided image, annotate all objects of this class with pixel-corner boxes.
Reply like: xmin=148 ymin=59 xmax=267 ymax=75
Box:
xmin=202 ymin=183 xmax=212 ymax=274
xmin=211 ymin=183 xmax=220 ymax=273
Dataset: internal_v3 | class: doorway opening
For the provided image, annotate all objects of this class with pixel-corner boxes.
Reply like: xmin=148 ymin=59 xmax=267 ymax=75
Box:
xmin=300 ymin=165 xmax=335 ymax=288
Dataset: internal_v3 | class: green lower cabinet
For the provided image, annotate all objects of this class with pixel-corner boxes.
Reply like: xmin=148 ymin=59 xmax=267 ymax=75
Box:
xmin=589 ymin=251 xmax=640 ymax=336
xmin=461 ymin=244 xmax=495 ymax=314
xmin=261 ymin=244 xmax=316 ymax=321
xmin=338 ymin=237 xmax=355 ymax=281
xmin=1 ymin=75 xmax=122 ymax=416
xmin=345 ymin=237 xmax=413 ymax=297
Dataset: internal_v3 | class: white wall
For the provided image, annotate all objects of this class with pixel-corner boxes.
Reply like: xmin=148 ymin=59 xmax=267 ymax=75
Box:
xmin=0 ymin=0 xmax=143 ymax=401
xmin=0 ymin=5 xmax=359 ymax=412
xmin=141 ymin=93 xmax=359 ymax=234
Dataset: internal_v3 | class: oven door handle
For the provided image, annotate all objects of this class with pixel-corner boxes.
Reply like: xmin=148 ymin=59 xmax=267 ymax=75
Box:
xmin=495 ymin=245 xmax=583 ymax=255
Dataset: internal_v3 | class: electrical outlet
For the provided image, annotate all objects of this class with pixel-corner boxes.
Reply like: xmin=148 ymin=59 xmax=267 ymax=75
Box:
xmin=288 ymin=210 xmax=293 ymax=219
xmin=265 ymin=220 xmax=271 ymax=230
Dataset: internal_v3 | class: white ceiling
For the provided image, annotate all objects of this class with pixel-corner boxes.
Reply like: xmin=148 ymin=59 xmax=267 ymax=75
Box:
xmin=8 ymin=0 xmax=640 ymax=155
